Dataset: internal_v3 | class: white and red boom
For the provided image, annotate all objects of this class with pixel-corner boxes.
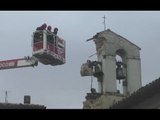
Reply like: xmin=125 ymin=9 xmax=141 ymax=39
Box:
xmin=0 ymin=56 xmax=38 ymax=70
xmin=0 ymin=26 xmax=66 ymax=70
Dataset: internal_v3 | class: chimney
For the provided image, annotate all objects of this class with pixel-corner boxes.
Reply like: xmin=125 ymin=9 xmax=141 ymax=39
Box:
xmin=24 ymin=95 xmax=31 ymax=104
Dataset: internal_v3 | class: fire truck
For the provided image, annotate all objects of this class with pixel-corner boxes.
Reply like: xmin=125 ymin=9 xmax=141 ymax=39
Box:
xmin=0 ymin=29 xmax=66 ymax=70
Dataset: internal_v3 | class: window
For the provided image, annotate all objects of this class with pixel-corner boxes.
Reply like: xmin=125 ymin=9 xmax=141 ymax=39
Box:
xmin=47 ymin=33 xmax=54 ymax=44
xmin=34 ymin=32 xmax=43 ymax=43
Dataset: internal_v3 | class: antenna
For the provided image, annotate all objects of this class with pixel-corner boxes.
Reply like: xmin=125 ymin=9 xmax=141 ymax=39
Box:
xmin=3 ymin=90 xmax=10 ymax=103
xmin=5 ymin=91 xmax=8 ymax=103
xmin=102 ymin=15 xmax=107 ymax=30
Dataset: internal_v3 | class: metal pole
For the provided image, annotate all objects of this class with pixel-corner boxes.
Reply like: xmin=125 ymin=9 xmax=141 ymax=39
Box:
xmin=90 ymin=75 xmax=93 ymax=91
xmin=5 ymin=91 xmax=8 ymax=103
xmin=102 ymin=16 xmax=106 ymax=30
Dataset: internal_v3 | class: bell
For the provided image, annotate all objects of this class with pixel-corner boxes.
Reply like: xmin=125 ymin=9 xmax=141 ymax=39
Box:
xmin=116 ymin=67 xmax=125 ymax=80
xmin=93 ymin=64 xmax=103 ymax=77
xmin=80 ymin=62 xmax=93 ymax=77
xmin=116 ymin=61 xmax=126 ymax=80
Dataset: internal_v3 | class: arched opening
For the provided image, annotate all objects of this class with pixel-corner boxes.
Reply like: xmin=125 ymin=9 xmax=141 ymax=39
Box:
xmin=116 ymin=54 xmax=123 ymax=94
xmin=115 ymin=49 xmax=126 ymax=95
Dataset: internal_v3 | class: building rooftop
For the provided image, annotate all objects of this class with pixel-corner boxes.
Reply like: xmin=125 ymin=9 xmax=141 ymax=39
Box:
xmin=0 ymin=103 xmax=46 ymax=109
xmin=110 ymin=77 xmax=160 ymax=109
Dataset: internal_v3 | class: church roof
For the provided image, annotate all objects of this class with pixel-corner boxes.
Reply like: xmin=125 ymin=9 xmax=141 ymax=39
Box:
xmin=110 ymin=78 xmax=160 ymax=109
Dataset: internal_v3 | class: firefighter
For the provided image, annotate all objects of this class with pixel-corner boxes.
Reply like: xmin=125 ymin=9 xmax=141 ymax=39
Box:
xmin=36 ymin=23 xmax=47 ymax=30
xmin=53 ymin=27 xmax=58 ymax=35
xmin=47 ymin=25 xmax=52 ymax=32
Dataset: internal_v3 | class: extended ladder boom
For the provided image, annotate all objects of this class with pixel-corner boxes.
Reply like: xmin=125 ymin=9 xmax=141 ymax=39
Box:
xmin=0 ymin=56 xmax=38 ymax=70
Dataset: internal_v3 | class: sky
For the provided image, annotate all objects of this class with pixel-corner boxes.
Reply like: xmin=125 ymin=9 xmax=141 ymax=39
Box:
xmin=0 ymin=11 xmax=160 ymax=109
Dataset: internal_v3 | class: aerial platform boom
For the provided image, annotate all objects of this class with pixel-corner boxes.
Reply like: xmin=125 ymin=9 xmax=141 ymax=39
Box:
xmin=0 ymin=56 xmax=38 ymax=70
xmin=0 ymin=24 xmax=66 ymax=71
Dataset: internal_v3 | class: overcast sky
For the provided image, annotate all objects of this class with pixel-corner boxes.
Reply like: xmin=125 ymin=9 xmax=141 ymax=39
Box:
xmin=0 ymin=11 xmax=160 ymax=109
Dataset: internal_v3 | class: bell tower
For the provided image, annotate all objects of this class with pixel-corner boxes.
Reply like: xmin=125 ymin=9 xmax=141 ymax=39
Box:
xmin=94 ymin=29 xmax=141 ymax=95
xmin=81 ymin=29 xmax=142 ymax=108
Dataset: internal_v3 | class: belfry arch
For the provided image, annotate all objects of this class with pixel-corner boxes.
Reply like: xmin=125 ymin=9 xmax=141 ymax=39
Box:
xmin=115 ymin=49 xmax=126 ymax=94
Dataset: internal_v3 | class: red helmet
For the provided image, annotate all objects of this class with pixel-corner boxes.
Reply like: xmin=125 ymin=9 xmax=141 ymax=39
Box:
xmin=41 ymin=23 xmax=47 ymax=30
xmin=47 ymin=25 xmax=52 ymax=31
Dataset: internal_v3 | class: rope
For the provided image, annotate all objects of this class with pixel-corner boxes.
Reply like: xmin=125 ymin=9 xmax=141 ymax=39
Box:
xmin=90 ymin=75 xmax=93 ymax=91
